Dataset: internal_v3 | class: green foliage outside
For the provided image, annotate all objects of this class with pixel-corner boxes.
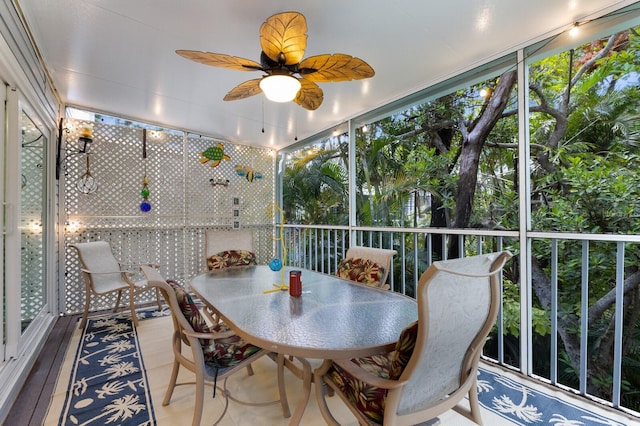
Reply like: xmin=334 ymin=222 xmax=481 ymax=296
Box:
xmin=282 ymin=26 xmax=640 ymax=410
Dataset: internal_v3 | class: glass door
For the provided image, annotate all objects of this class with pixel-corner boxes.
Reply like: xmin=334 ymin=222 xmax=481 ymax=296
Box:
xmin=4 ymin=87 xmax=49 ymax=357
xmin=18 ymin=105 xmax=46 ymax=331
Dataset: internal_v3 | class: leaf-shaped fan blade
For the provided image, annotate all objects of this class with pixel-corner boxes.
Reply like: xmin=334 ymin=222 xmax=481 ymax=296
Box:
xmin=294 ymin=79 xmax=323 ymax=111
xmin=176 ymin=50 xmax=263 ymax=72
xmin=223 ymin=79 xmax=263 ymax=101
xmin=259 ymin=12 xmax=307 ymax=65
xmin=299 ymin=54 xmax=375 ymax=82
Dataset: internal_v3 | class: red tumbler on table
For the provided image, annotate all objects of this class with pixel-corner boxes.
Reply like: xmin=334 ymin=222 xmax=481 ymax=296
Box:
xmin=289 ymin=270 xmax=302 ymax=297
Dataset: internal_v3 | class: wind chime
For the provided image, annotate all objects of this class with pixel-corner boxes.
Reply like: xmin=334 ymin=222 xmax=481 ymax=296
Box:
xmin=140 ymin=129 xmax=151 ymax=212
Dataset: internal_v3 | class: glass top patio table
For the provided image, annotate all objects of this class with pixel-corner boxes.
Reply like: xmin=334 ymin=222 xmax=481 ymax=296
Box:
xmin=190 ymin=265 xmax=417 ymax=424
xmin=189 ymin=265 xmax=418 ymax=359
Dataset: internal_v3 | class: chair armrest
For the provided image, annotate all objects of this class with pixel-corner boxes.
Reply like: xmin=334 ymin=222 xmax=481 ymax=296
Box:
xmin=192 ymin=296 xmax=221 ymax=325
xmin=181 ymin=328 xmax=236 ymax=340
xmin=118 ymin=262 xmax=161 ymax=269
xmin=80 ymin=268 xmax=131 ymax=275
xmin=202 ymin=305 xmax=221 ymax=325
xmin=331 ymin=358 xmax=408 ymax=390
xmin=80 ymin=268 xmax=144 ymax=288
xmin=118 ymin=263 xmax=160 ymax=282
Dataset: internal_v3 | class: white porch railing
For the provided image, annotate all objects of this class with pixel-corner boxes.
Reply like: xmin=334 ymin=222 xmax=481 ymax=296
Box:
xmin=282 ymin=223 xmax=640 ymax=418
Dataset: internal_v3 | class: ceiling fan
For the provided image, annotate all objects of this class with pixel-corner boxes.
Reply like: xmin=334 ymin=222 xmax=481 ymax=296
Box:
xmin=176 ymin=11 xmax=374 ymax=110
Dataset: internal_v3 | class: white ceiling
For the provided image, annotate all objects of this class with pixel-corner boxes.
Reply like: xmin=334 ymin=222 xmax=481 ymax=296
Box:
xmin=18 ymin=0 xmax=637 ymax=149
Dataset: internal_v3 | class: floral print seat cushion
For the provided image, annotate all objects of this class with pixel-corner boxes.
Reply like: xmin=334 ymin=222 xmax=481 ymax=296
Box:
xmin=207 ymin=249 xmax=257 ymax=270
xmin=336 ymin=257 xmax=385 ymax=287
xmin=326 ymin=321 xmax=419 ymax=424
xmin=167 ymin=281 xmax=260 ymax=368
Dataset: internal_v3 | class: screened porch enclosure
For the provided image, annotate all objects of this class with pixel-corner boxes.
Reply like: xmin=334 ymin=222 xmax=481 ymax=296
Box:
xmin=281 ymin=226 xmax=640 ymax=417
xmin=273 ymin=8 xmax=640 ymax=418
xmin=47 ymin=5 xmax=640 ymax=423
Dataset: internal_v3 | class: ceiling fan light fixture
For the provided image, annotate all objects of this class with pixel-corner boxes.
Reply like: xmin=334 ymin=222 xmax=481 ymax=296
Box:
xmin=260 ymin=75 xmax=301 ymax=102
xmin=177 ymin=12 xmax=373 ymax=110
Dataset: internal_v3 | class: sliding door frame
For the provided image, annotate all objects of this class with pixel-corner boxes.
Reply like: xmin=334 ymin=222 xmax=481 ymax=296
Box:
xmin=0 ymin=27 xmax=58 ymax=420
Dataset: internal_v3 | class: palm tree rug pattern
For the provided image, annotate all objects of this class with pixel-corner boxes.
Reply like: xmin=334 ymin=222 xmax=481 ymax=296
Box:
xmin=476 ymin=368 xmax=628 ymax=425
xmin=46 ymin=306 xmax=634 ymax=425
xmin=56 ymin=307 xmax=169 ymax=425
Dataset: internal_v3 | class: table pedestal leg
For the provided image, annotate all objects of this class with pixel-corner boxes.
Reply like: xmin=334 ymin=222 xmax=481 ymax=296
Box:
xmin=282 ymin=356 xmax=312 ymax=426
xmin=276 ymin=353 xmax=291 ymax=418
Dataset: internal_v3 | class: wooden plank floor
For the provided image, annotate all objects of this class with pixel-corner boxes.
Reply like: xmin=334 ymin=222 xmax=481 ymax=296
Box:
xmin=7 ymin=314 xmax=79 ymax=426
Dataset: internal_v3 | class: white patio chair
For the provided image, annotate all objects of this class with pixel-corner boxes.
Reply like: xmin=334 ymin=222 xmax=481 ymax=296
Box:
xmin=315 ymin=251 xmax=512 ymax=425
xmin=70 ymin=241 xmax=161 ymax=329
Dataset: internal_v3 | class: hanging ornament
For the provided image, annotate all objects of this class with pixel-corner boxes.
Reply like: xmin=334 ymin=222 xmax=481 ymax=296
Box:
xmin=199 ymin=142 xmax=230 ymax=167
xmin=140 ymin=129 xmax=151 ymax=212
xmin=76 ymin=154 xmax=98 ymax=194
xmin=269 ymin=258 xmax=282 ymax=271
xmin=235 ymin=164 xmax=263 ymax=182
xmin=140 ymin=176 xmax=151 ymax=212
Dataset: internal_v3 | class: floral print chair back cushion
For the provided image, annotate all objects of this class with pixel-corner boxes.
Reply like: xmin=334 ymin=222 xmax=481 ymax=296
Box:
xmin=205 ymin=229 xmax=256 ymax=270
xmin=339 ymin=246 xmax=397 ymax=289
xmin=207 ymin=249 xmax=256 ymax=270
xmin=336 ymin=257 xmax=384 ymax=286
xmin=167 ymin=280 xmax=259 ymax=366
xmin=325 ymin=320 xmax=419 ymax=423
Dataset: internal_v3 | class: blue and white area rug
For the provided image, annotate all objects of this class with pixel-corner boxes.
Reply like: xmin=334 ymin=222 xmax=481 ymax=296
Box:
xmin=46 ymin=307 xmax=636 ymax=425
xmin=477 ymin=367 xmax=629 ymax=425
xmin=56 ymin=308 xmax=169 ymax=425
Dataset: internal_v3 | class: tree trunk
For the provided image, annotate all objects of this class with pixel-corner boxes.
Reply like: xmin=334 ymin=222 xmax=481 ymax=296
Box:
xmin=448 ymin=70 xmax=517 ymax=258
